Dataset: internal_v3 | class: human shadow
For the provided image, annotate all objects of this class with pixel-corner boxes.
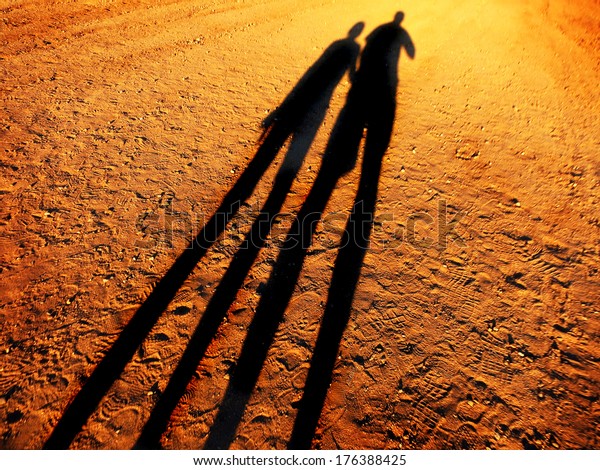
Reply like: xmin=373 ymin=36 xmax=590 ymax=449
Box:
xmin=201 ymin=14 xmax=413 ymax=449
xmin=43 ymin=24 xmax=364 ymax=450
xmin=132 ymin=23 xmax=364 ymax=449
xmin=288 ymin=12 xmax=415 ymax=449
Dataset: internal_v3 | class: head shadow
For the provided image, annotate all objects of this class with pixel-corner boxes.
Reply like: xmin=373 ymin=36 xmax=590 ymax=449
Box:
xmin=316 ymin=11 xmax=416 ymax=179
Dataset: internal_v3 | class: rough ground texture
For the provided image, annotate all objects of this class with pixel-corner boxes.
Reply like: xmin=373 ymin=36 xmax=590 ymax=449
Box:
xmin=1 ymin=0 xmax=599 ymax=450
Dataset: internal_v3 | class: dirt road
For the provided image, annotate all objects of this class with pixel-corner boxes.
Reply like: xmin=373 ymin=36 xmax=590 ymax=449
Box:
xmin=1 ymin=0 xmax=599 ymax=449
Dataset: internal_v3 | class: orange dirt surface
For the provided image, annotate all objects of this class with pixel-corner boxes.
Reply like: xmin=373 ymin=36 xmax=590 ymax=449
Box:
xmin=1 ymin=0 xmax=599 ymax=450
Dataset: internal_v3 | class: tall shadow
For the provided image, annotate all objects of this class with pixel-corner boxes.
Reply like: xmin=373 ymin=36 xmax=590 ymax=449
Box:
xmin=133 ymin=23 xmax=364 ymax=449
xmin=201 ymin=16 xmax=412 ymax=449
xmin=44 ymin=23 xmax=364 ymax=450
xmin=287 ymin=12 xmax=415 ymax=449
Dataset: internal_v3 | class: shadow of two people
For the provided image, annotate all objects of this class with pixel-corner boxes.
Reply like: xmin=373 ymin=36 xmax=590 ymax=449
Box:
xmin=138 ymin=13 xmax=415 ymax=450
xmin=43 ymin=11 xmax=415 ymax=452
xmin=260 ymin=11 xmax=415 ymax=178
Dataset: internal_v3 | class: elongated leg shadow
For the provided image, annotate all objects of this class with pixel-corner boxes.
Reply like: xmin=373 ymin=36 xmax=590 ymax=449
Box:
xmin=43 ymin=127 xmax=286 ymax=450
xmin=287 ymin=127 xmax=386 ymax=450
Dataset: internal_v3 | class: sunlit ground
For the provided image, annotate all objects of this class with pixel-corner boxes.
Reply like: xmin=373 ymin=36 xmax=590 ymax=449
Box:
xmin=1 ymin=0 xmax=599 ymax=450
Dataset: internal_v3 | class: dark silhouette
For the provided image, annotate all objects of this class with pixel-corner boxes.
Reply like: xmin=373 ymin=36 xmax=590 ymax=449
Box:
xmin=133 ymin=23 xmax=364 ymax=449
xmin=202 ymin=14 xmax=413 ymax=449
xmin=288 ymin=12 xmax=415 ymax=449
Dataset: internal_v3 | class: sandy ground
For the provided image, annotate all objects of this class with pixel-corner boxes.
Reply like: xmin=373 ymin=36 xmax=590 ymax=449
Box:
xmin=1 ymin=0 xmax=599 ymax=450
